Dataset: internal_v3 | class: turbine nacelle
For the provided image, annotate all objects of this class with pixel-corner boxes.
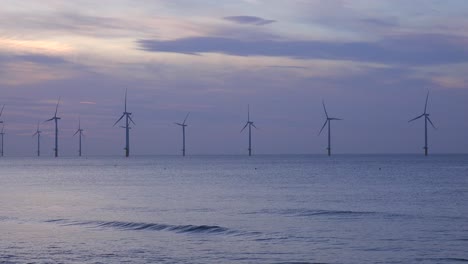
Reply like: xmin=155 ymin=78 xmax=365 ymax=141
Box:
xmin=241 ymin=121 xmax=257 ymax=132
xmin=45 ymin=116 xmax=61 ymax=122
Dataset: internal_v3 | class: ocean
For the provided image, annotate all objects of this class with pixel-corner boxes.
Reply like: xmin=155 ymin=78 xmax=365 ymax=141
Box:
xmin=1 ymin=155 xmax=467 ymax=263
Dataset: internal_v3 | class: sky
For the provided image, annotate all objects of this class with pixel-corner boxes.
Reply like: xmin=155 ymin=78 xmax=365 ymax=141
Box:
xmin=1 ymin=0 xmax=468 ymax=156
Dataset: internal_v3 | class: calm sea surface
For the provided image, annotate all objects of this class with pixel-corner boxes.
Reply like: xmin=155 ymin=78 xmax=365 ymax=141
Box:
xmin=1 ymin=155 xmax=467 ymax=263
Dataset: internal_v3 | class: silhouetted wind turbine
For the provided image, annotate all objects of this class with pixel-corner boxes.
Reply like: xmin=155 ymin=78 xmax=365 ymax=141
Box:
xmin=409 ymin=91 xmax=436 ymax=156
xmin=45 ymin=97 xmax=61 ymax=157
xmin=73 ymin=118 xmax=84 ymax=157
xmin=241 ymin=104 xmax=257 ymax=156
xmin=0 ymin=124 xmax=4 ymax=157
xmin=32 ymin=122 xmax=42 ymax=157
xmin=175 ymin=113 xmax=190 ymax=156
xmin=114 ymin=89 xmax=135 ymax=157
xmin=319 ymin=100 xmax=342 ymax=156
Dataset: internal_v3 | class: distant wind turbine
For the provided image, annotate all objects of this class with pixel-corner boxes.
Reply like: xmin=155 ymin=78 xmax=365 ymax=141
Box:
xmin=319 ymin=100 xmax=342 ymax=156
xmin=241 ymin=104 xmax=257 ymax=156
xmin=73 ymin=118 xmax=85 ymax=157
xmin=409 ymin=91 xmax=436 ymax=156
xmin=45 ymin=97 xmax=61 ymax=157
xmin=113 ymin=89 xmax=135 ymax=157
xmin=32 ymin=122 xmax=42 ymax=157
xmin=175 ymin=113 xmax=190 ymax=156
xmin=0 ymin=124 xmax=4 ymax=157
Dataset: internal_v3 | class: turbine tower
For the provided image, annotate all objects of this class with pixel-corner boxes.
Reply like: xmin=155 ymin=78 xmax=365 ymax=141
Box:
xmin=241 ymin=104 xmax=257 ymax=156
xmin=409 ymin=91 xmax=436 ymax=156
xmin=319 ymin=100 xmax=342 ymax=156
xmin=32 ymin=122 xmax=41 ymax=157
xmin=114 ymin=89 xmax=135 ymax=157
xmin=73 ymin=118 xmax=84 ymax=157
xmin=0 ymin=105 xmax=4 ymax=156
xmin=0 ymin=124 xmax=4 ymax=157
xmin=175 ymin=113 xmax=190 ymax=156
xmin=45 ymin=97 xmax=61 ymax=157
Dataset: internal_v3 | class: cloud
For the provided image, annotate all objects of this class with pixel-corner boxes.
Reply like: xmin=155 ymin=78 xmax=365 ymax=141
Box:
xmin=137 ymin=33 xmax=468 ymax=66
xmin=0 ymin=12 xmax=132 ymax=39
xmin=80 ymin=101 xmax=97 ymax=105
xmin=0 ymin=38 xmax=73 ymax=55
xmin=223 ymin=16 xmax=276 ymax=26
xmin=358 ymin=17 xmax=398 ymax=28
xmin=267 ymin=65 xmax=308 ymax=69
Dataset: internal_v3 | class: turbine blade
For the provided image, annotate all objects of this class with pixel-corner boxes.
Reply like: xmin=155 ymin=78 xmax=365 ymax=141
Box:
xmin=129 ymin=115 xmax=136 ymax=125
xmin=319 ymin=120 xmax=328 ymax=135
xmin=124 ymin=88 xmax=128 ymax=112
xmin=330 ymin=118 xmax=343 ymax=120
xmin=0 ymin=104 xmax=4 ymax=117
xmin=54 ymin=97 xmax=61 ymax=117
xmin=183 ymin=112 xmax=190 ymax=125
xmin=251 ymin=123 xmax=258 ymax=129
xmin=322 ymin=100 xmax=329 ymax=118
xmin=248 ymin=104 xmax=250 ymax=122
xmin=32 ymin=132 xmax=38 ymax=137
xmin=424 ymin=90 xmax=429 ymax=114
xmin=175 ymin=122 xmax=183 ymax=126
xmin=113 ymin=114 xmax=125 ymax=127
xmin=44 ymin=117 xmax=54 ymax=123
xmin=427 ymin=117 xmax=437 ymax=129
xmin=408 ymin=114 xmax=424 ymax=122
xmin=240 ymin=122 xmax=249 ymax=132
xmin=73 ymin=130 xmax=79 ymax=136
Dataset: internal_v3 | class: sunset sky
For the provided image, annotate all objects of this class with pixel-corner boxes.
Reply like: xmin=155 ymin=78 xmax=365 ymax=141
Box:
xmin=1 ymin=0 xmax=467 ymax=156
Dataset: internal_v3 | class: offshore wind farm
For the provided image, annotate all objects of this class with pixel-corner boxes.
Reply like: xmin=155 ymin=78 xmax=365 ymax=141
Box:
xmin=1 ymin=1 xmax=468 ymax=264
xmin=0 ymin=90 xmax=457 ymax=157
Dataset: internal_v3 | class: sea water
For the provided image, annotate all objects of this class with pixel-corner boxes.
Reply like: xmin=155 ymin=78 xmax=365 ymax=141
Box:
xmin=1 ymin=155 xmax=467 ymax=263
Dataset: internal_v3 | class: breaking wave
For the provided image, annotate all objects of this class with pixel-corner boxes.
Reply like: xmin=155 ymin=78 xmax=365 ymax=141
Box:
xmin=46 ymin=219 xmax=236 ymax=235
xmin=245 ymin=208 xmax=379 ymax=218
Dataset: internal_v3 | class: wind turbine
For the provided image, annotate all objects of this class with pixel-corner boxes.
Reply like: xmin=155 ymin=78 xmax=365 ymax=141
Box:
xmin=175 ymin=113 xmax=190 ymax=156
xmin=73 ymin=118 xmax=84 ymax=157
xmin=319 ymin=100 xmax=342 ymax=156
xmin=408 ymin=91 xmax=436 ymax=156
xmin=45 ymin=97 xmax=61 ymax=157
xmin=32 ymin=122 xmax=41 ymax=157
xmin=113 ymin=89 xmax=135 ymax=157
xmin=0 ymin=124 xmax=4 ymax=157
xmin=241 ymin=104 xmax=257 ymax=156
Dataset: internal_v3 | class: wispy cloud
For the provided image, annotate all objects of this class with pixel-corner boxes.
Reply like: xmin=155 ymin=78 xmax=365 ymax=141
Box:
xmin=223 ymin=16 xmax=276 ymax=26
xmin=137 ymin=33 xmax=468 ymax=66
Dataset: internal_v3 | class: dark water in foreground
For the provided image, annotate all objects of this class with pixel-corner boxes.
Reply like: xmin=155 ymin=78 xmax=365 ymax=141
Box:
xmin=1 ymin=155 xmax=467 ymax=263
